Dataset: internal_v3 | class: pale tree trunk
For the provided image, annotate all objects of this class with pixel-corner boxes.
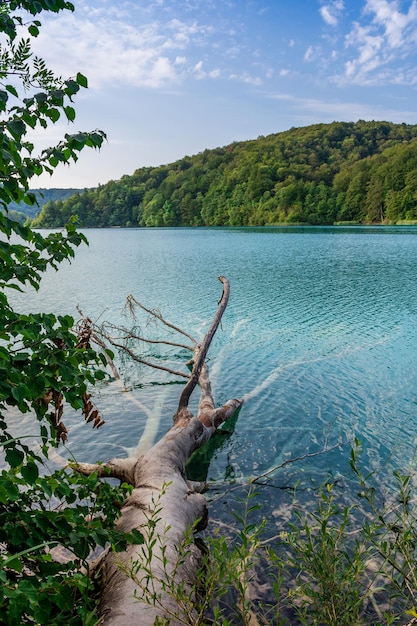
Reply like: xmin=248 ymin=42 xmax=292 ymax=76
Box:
xmin=74 ymin=277 xmax=243 ymax=625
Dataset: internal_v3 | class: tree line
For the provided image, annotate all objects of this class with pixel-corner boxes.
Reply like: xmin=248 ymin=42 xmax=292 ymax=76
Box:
xmin=32 ymin=120 xmax=417 ymax=228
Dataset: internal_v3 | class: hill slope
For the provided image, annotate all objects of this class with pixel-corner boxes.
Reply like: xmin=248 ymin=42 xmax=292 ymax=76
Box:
xmin=33 ymin=121 xmax=417 ymax=227
xmin=5 ymin=188 xmax=84 ymax=223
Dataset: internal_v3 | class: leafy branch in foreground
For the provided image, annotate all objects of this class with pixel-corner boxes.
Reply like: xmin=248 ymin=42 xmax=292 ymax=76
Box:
xmin=0 ymin=2 xmax=132 ymax=624
xmin=0 ymin=464 xmax=137 ymax=625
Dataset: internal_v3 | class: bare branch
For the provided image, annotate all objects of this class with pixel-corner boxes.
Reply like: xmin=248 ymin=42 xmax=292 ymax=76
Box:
xmin=125 ymin=294 xmax=197 ymax=344
xmin=72 ymin=278 xmax=245 ymax=625
xmin=177 ymin=276 xmax=230 ymax=415
xmin=70 ymin=458 xmax=138 ymax=485
xmin=197 ymin=362 xmax=215 ymax=413
xmin=250 ymin=441 xmax=342 ymax=485
xmin=100 ymin=339 xmax=190 ymax=379
xmin=95 ymin=322 xmax=194 ymax=352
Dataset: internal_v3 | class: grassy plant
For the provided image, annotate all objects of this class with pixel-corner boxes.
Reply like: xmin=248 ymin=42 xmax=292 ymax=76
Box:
xmin=282 ymin=483 xmax=372 ymax=625
xmin=200 ymin=488 xmax=267 ymax=625
xmin=350 ymin=439 xmax=417 ymax=621
xmin=121 ymin=444 xmax=417 ymax=625
xmin=122 ymin=483 xmax=203 ymax=625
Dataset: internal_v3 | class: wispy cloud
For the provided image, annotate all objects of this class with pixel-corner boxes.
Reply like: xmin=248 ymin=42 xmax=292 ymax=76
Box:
xmin=192 ymin=61 xmax=220 ymax=79
xmin=320 ymin=0 xmax=344 ymax=27
xmin=229 ymin=71 xmax=263 ymax=86
xmin=25 ymin=1 xmax=417 ymax=109
xmin=33 ymin=14 xmax=180 ymax=88
xmin=366 ymin=0 xmax=417 ymax=46
xmin=304 ymin=45 xmax=322 ymax=62
xmin=268 ymin=92 xmax=417 ymax=124
xmin=342 ymin=0 xmax=417 ymax=84
xmin=31 ymin=2 xmax=222 ymax=89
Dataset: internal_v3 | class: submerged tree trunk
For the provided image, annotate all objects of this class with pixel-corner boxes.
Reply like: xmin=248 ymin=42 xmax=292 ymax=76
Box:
xmin=74 ymin=277 xmax=243 ymax=625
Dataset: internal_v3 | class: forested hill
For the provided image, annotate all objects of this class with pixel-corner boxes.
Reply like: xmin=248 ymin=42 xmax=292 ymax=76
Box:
xmin=6 ymin=188 xmax=83 ymax=223
xmin=33 ymin=121 xmax=417 ymax=228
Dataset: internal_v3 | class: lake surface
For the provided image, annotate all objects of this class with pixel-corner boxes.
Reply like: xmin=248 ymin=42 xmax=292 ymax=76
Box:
xmin=8 ymin=226 xmax=417 ymax=529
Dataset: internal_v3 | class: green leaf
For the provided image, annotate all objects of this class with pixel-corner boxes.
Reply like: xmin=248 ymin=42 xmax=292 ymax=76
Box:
xmin=5 ymin=447 xmax=24 ymax=468
xmin=64 ymin=105 xmax=75 ymax=122
xmin=0 ymin=485 xmax=9 ymax=504
xmin=127 ymin=528 xmax=144 ymax=545
xmin=0 ymin=90 xmax=8 ymax=108
xmin=6 ymin=85 xmax=18 ymax=98
xmin=65 ymin=79 xmax=80 ymax=96
xmin=4 ymin=557 xmax=22 ymax=573
xmin=76 ymin=72 xmax=88 ymax=88
xmin=7 ymin=119 xmax=25 ymax=139
xmin=11 ymin=384 xmax=29 ymax=404
xmin=21 ymin=461 xmax=39 ymax=485
xmin=46 ymin=108 xmax=60 ymax=122
xmin=28 ymin=24 xmax=40 ymax=36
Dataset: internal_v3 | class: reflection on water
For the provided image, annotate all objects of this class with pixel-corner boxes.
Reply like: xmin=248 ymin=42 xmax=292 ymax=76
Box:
xmin=7 ymin=226 xmax=417 ymax=523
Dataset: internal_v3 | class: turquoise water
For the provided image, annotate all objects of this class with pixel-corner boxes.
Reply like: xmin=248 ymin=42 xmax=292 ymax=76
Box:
xmin=8 ymin=226 xmax=417 ymax=524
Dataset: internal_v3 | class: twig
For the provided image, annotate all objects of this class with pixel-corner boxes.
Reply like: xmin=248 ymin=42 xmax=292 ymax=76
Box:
xmin=96 ymin=322 xmax=194 ymax=352
xmin=250 ymin=441 xmax=341 ymax=484
xmin=177 ymin=276 xmax=230 ymax=413
xmin=102 ymin=339 xmax=190 ymax=379
xmin=125 ymin=294 xmax=197 ymax=344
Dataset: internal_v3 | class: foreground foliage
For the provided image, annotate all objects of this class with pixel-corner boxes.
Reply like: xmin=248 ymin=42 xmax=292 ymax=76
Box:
xmin=0 ymin=2 xmax=139 ymax=623
xmin=33 ymin=120 xmax=417 ymax=228
xmin=127 ymin=440 xmax=417 ymax=625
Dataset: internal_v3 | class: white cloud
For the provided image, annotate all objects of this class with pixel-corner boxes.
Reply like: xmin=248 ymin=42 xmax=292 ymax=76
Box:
xmin=304 ymin=45 xmax=321 ymax=61
xmin=268 ymin=92 xmax=417 ymax=125
xmin=342 ymin=0 xmax=417 ymax=83
xmin=30 ymin=3 xmax=218 ymax=90
xmin=191 ymin=61 xmax=221 ymax=80
xmin=320 ymin=1 xmax=344 ymax=26
xmin=229 ymin=71 xmax=263 ymax=86
xmin=365 ymin=0 xmax=417 ymax=47
xmin=344 ymin=23 xmax=384 ymax=78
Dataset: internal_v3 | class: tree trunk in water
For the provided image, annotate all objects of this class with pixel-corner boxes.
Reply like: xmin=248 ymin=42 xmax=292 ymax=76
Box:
xmin=74 ymin=277 xmax=243 ymax=625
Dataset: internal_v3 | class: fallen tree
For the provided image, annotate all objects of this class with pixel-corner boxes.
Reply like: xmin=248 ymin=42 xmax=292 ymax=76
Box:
xmin=73 ymin=276 xmax=243 ymax=625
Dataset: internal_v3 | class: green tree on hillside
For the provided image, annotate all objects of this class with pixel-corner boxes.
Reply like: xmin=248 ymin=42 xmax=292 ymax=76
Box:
xmin=33 ymin=122 xmax=417 ymax=228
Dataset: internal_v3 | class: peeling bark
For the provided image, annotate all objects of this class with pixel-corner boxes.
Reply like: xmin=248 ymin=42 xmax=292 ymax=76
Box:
xmin=73 ymin=277 xmax=243 ymax=625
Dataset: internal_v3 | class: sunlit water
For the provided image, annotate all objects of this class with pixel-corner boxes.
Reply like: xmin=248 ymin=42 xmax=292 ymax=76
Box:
xmin=7 ymin=226 xmax=417 ymax=528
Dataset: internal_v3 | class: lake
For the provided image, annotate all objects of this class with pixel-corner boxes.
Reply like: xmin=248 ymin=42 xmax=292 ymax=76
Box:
xmin=8 ymin=225 xmax=417 ymax=529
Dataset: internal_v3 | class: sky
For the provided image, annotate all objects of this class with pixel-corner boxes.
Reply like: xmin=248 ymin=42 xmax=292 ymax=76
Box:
xmin=24 ymin=0 xmax=417 ymax=188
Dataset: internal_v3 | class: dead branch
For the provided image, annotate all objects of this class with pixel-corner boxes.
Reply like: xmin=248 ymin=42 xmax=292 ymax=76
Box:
xmin=176 ymin=276 xmax=230 ymax=417
xmin=90 ymin=332 xmax=122 ymax=381
xmin=95 ymin=321 xmax=194 ymax=352
xmin=70 ymin=458 xmax=138 ymax=485
xmin=125 ymin=294 xmax=197 ymax=344
xmin=250 ymin=440 xmax=342 ymax=485
xmin=97 ymin=338 xmax=190 ymax=379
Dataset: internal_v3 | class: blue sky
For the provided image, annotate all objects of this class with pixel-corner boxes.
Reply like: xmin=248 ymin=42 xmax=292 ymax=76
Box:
xmin=28 ymin=0 xmax=417 ymax=188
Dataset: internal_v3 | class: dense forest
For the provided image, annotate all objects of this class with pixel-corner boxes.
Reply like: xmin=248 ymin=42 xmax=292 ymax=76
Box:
xmin=32 ymin=121 xmax=417 ymax=227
